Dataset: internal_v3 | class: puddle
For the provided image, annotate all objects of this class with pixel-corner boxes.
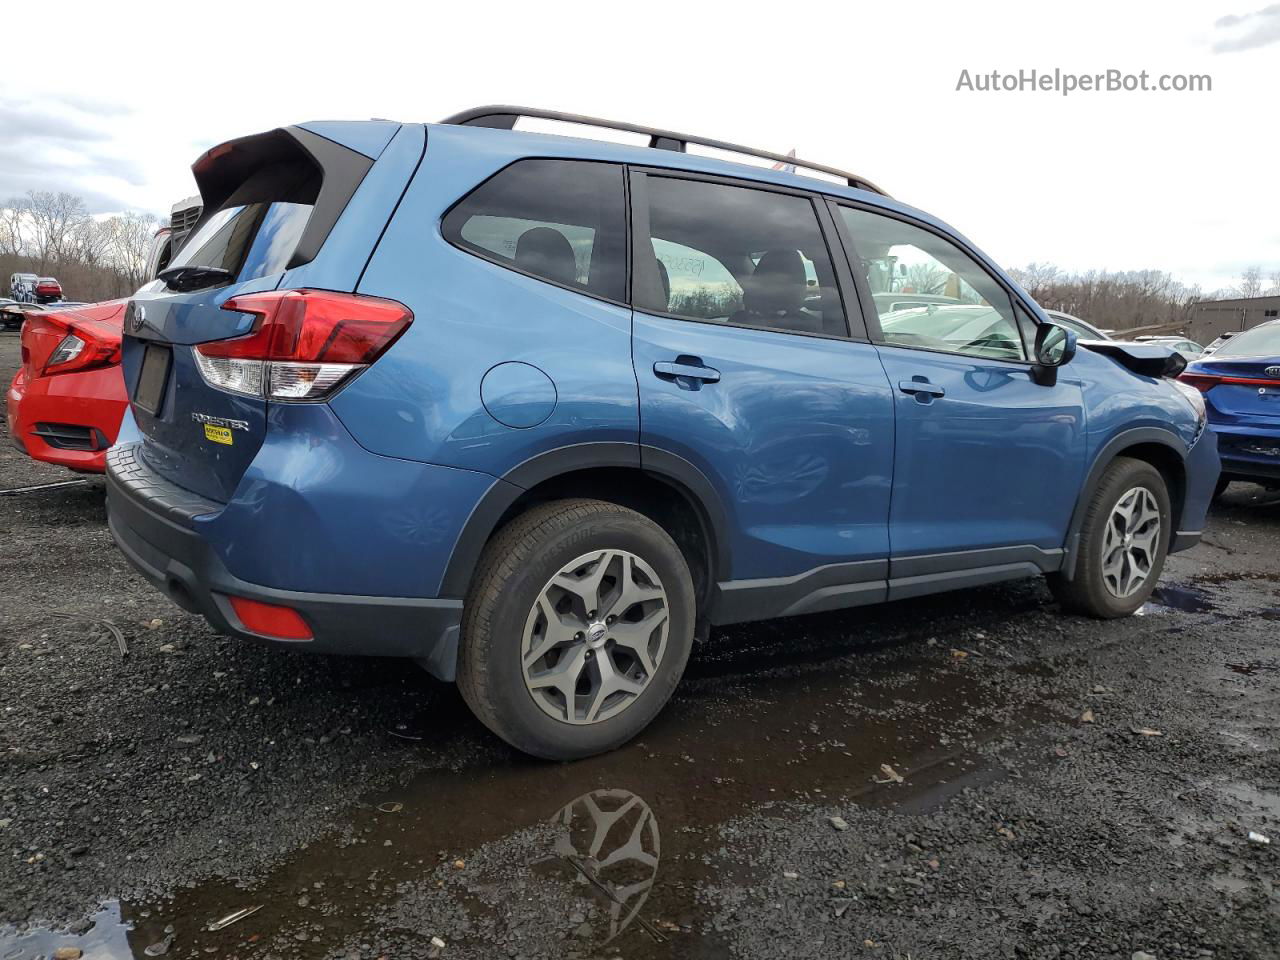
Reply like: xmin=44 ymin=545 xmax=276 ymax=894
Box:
xmin=1139 ymin=584 xmax=1218 ymax=616
xmin=1210 ymin=869 xmax=1254 ymax=895
xmin=0 ymin=613 xmax=1051 ymax=958
xmin=0 ymin=903 xmax=131 ymax=960
xmin=1216 ymin=781 xmax=1280 ymax=823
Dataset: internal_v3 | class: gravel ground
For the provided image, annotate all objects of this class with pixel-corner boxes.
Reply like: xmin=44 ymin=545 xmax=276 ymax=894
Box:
xmin=1 ymin=328 xmax=1278 ymax=960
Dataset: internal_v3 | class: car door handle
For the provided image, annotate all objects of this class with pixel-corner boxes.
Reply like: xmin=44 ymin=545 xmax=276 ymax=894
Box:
xmin=897 ymin=379 xmax=945 ymax=398
xmin=654 ymin=359 xmax=721 ymax=384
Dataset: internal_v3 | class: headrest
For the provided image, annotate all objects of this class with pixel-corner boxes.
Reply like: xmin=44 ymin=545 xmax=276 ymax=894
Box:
xmin=654 ymin=257 xmax=670 ymax=307
xmin=744 ymin=249 xmax=807 ymax=317
xmin=514 ymin=227 xmax=577 ymax=286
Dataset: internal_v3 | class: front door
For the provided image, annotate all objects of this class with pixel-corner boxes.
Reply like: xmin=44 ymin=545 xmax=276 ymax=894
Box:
xmin=832 ymin=203 xmax=1086 ymax=577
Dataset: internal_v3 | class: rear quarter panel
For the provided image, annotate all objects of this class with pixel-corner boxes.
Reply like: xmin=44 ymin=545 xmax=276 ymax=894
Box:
xmin=331 ymin=126 xmax=638 ymax=477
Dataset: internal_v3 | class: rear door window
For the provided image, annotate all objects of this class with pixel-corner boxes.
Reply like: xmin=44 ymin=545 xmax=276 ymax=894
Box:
xmin=635 ymin=175 xmax=847 ymax=337
xmin=442 ymin=159 xmax=626 ymax=303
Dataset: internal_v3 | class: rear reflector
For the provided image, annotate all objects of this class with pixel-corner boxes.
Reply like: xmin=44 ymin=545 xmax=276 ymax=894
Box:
xmin=227 ymin=595 xmax=313 ymax=640
xmin=195 ymin=289 xmax=412 ymax=401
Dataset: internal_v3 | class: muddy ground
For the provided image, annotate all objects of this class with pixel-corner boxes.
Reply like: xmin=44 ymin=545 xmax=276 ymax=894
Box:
xmin=1 ymin=327 xmax=1278 ymax=960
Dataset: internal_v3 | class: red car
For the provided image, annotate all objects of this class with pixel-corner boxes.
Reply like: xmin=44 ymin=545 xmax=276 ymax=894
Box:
xmin=6 ymin=300 xmax=128 ymax=473
xmin=34 ymin=277 xmax=64 ymax=303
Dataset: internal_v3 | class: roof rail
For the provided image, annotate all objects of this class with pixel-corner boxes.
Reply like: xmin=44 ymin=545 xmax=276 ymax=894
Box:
xmin=439 ymin=106 xmax=888 ymax=197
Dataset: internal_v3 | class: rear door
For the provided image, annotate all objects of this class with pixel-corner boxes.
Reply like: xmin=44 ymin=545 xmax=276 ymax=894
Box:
xmin=121 ymin=127 xmax=380 ymax=502
xmin=831 ymin=202 xmax=1086 ymax=573
xmin=630 ymin=170 xmax=895 ymax=587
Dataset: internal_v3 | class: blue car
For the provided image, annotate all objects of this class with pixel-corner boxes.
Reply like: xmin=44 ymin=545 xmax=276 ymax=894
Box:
xmin=107 ymin=108 xmax=1219 ymax=759
xmin=1181 ymin=320 xmax=1280 ymax=492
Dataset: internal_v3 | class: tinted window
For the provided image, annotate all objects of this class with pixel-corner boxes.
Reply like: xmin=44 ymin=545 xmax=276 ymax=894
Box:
xmin=838 ymin=207 xmax=1024 ymax=361
xmin=636 ymin=177 xmax=846 ymax=336
xmin=168 ymin=201 xmax=314 ymax=283
xmin=443 ymin=159 xmax=626 ymax=302
xmin=1212 ymin=322 xmax=1280 ymax=358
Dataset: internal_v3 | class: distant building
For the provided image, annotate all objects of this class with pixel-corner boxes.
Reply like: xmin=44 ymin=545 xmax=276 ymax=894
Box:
xmin=1188 ymin=294 xmax=1280 ymax=345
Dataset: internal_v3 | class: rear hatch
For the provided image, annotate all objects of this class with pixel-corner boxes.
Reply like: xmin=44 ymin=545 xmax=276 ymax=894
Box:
xmin=122 ymin=127 xmax=374 ymax=503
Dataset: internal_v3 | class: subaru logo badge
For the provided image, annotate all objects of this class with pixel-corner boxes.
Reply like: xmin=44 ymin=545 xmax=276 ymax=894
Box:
xmin=1266 ymin=365 xmax=1280 ymax=378
xmin=128 ymin=302 xmax=146 ymax=335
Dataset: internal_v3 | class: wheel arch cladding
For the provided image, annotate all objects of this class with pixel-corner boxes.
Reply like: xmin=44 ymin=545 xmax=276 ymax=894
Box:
xmin=439 ymin=445 xmax=730 ymax=614
xmin=1061 ymin=427 xmax=1188 ymax=580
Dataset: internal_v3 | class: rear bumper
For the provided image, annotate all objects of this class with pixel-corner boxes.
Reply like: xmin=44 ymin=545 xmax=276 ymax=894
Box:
xmin=1214 ymin=425 xmax=1280 ymax=484
xmin=106 ymin=443 xmax=463 ymax=678
xmin=6 ymin=365 xmax=126 ymax=473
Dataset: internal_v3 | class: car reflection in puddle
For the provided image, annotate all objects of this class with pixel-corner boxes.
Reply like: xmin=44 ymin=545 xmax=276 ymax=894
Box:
xmin=534 ymin=789 xmax=667 ymax=945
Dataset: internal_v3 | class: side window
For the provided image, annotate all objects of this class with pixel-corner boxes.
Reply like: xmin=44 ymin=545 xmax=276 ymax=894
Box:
xmin=636 ymin=176 xmax=846 ymax=337
xmin=838 ymin=207 xmax=1025 ymax=362
xmin=442 ymin=159 xmax=626 ymax=302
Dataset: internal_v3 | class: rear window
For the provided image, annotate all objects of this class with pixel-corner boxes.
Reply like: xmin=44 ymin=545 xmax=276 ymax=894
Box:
xmin=169 ymin=201 xmax=313 ymax=283
xmin=170 ymin=155 xmax=320 ymax=284
xmin=1212 ymin=322 xmax=1280 ymax=358
xmin=442 ymin=159 xmax=626 ymax=302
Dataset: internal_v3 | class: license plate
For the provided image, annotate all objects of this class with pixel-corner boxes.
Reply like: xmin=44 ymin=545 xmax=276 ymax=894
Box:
xmin=135 ymin=344 xmax=171 ymax=416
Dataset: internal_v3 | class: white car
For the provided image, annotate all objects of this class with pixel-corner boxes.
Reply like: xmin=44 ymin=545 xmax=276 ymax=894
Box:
xmin=1134 ymin=335 xmax=1204 ymax=360
xmin=1044 ymin=310 xmax=1113 ymax=341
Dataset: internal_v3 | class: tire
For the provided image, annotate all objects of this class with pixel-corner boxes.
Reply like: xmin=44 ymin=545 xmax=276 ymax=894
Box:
xmin=1213 ymin=476 xmax=1230 ymax=501
xmin=457 ymin=498 xmax=696 ymax=760
xmin=1049 ymin=456 xmax=1171 ymax=619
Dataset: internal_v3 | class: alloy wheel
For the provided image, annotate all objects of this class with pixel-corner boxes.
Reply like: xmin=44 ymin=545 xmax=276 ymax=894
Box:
xmin=1101 ymin=485 xmax=1162 ymax=599
xmin=522 ymin=550 xmax=669 ymax=725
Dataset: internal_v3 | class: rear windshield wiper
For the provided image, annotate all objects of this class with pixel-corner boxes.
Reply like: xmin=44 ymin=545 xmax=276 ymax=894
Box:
xmin=158 ymin=265 xmax=233 ymax=293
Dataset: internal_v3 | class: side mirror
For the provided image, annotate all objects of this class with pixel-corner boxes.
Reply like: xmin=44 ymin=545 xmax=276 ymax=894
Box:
xmin=1031 ymin=323 xmax=1077 ymax=386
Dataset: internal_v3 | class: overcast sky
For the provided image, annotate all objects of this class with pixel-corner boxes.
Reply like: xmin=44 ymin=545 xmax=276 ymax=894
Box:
xmin=3 ymin=0 xmax=1276 ymax=292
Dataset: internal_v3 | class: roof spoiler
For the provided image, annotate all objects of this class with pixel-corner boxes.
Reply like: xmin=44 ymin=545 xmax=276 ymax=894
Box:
xmin=189 ymin=126 xmax=373 ymax=271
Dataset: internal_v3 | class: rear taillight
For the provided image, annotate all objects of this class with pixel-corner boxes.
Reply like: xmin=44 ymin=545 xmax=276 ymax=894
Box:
xmin=1179 ymin=372 xmax=1279 ymax=393
xmin=196 ymin=289 xmax=412 ymax=401
xmin=44 ymin=331 xmax=120 ymax=374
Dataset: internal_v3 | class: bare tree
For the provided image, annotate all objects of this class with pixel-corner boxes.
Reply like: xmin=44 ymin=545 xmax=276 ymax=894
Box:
xmin=67 ymin=218 xmax=113 ymax=269
xmin=1006 ymin=263 xmax=1204 ymax=333
xmin=1268 ymin=271 xmax=1280 ymax=296
xmin=0 ymin=198 xmax=30 ymax=258
xmin=104 ymin=212 xmax=159 ymax=292
xmin=24 ymin=191 xmax=91 ymax=270
xmin=0 ymin=191 xmax=162 ymax=301
xmin=903 ymin=262 xmax=949 ymax=296
xmin=1008 ymin=262 xmax=1060 ymax=300
xmin=1235 ymin=265 xmax=1265 ymax=299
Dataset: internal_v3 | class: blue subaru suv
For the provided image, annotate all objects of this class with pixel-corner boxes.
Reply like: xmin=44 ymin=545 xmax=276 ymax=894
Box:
xmin=107 ymin=107 xmax=1220 ymax=759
